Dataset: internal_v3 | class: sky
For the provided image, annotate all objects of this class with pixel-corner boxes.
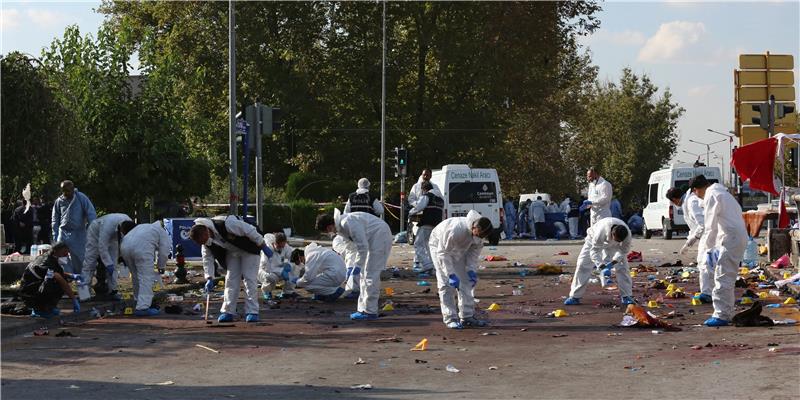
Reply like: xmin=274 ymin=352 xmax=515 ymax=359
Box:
xmin=2 ymin=0 xmax=799 ymax=178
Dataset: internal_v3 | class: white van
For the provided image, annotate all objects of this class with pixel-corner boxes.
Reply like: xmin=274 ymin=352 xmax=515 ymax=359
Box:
xmin=430 ymin=164 xmax=504 ymax=245
xmin=642 ymin=165 xmax=722 ymax=240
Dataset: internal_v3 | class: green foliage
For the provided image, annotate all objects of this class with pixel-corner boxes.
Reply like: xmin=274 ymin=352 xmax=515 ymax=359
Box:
xmin=566 ymin=68 xmax=685 ymax=209
xmin=262 ymin=199 xmax=325 ymax=235
xmin=285 ymin=171 xmax=351 ymax=202
xmin=0 ymin=52 xmax=86 ymax=205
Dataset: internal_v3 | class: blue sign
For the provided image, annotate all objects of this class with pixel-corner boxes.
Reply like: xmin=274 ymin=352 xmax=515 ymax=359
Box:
xmin=164 ymin=218 xmax=202 ymax=260
xmin=236 ymin=118 xmax=249 ymax=134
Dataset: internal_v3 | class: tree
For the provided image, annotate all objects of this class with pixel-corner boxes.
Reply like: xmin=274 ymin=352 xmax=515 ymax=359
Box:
xmin=566 ymin=68 xmax=685 ymax=209
xmin=40 ymin=25 xmax=210 ymax=215
xmin=0 ymin=52 xmax=86 ymax=206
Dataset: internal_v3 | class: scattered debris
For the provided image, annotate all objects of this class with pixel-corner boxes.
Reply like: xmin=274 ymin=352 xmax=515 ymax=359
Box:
xmin=620 ymin=304 xmax=681 ymax=331
xmin=732 ymin=302 xmax=774 ymax=327
xmin=486 ymin=303 xmax=501 ymax=311
xmin=375 ymin=336 xmax=402 ymax=343
xmin=410 ymin=338 xmax=428 ymax=351
xmin=485 ymin=255 xmax=507 ymax=261
xmin=33 ymin=328 xmax=49 ymax=336
xmin=350 ymin=384 xmax=373 ymax=390
xmin=481 ymin=332 xmax=499 ymax=336
xmin=488 ymin=366 xmax=498 ymax=370
xmin=195 ymin=344 xmax=220 ymax=353
xmin=627 ymin=251 xmax=642 ymax=262
xmin=354 ymin=358 xmax=366 ymax=365
xmin=55 ymin=330 xmax=74 ymax=337
xmin=552 ymin=334 xmax=568 ymax=338
xmin=446 ymin=364 xmax=460 ymax=373
xmin=414 ymin=359 xmax=428 ymax=364
xmin=146 ymin=381 xmax=175 ymax=386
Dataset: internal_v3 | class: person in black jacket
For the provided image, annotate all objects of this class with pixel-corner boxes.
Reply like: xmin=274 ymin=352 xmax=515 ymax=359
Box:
xmin=11 ymin=200 xmax=34 ymax=254
xmin=20 ymin=242 xmax=82 ymax=318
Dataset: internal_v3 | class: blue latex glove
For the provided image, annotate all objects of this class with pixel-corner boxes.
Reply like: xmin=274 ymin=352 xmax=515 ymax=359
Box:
xmin=448 ymin=274 xmax=460 ymax=289
xmin=105 ymin=264 xmax=115 ymax=276
xmin=290 ymin=277 xmax=299 ymax=284
xmin=602 ymin=262 xmax=614 ymax=277
xmin=706 ymin=249 xmax=719 ymax=269
xmin=72 ymin=298 xmax=80 ymax=313
xmin=467 ymin=271 xmax=478 ymax=287
xmin=205 ymin=278 xmax=215 ymax=293
xmin=281 ymin=264 xmax=292 ymax=281
xmin=72 ymin=274 xmax=83 ymax=284
xmin=261 ymin=245 xmax=274 ymax=258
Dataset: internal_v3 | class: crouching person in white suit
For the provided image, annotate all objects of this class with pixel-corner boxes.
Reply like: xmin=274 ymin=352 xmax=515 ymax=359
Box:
xmin=291 ymin=243 xmax=347 ymax=302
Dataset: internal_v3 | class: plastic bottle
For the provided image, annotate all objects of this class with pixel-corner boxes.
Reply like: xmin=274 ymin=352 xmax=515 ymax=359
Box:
xmin=743 ymin=236 xmax=758 ymax=267
xmin=30 ymin=244 xmax=38 ymax=258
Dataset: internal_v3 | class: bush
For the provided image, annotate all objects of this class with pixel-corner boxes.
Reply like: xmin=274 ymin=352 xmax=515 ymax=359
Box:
xmin=262 ymin=199 xmax=328 ymax=236
xmin=285 ymin=171 xmax=353 ymax=203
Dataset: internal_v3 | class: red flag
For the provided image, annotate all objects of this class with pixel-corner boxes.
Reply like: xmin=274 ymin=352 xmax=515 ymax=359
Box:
xmin=779 ymin=188 xmax=790 ymax=228
xmin=731 ymin=137 xmax=778 ymax=195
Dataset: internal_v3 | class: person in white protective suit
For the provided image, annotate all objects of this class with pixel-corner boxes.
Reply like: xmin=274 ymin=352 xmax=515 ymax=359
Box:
xmin=407 ymin=168 xmax=441 ymax=208
xmin=564 ymin=217 xmax=635 ymax=306
xmin=407 ymin=181 xmax=445 ymax=274
xmin=666 ymin=187 xmax=712 ymax=303
xmin=82 ymin=214 xmax=135 ymax=301
xmin=344 ymin=178 xmax=384 ymax=217
xmin=407 ymin=169 xmax=441 ymax=269
xmin=332 ymin=234 xmax=360 ymax=298
xmin=120 ymin=222 xmax=171 ymax=316
xmin=429 ymin=210 xmax=494 ymax=329
xmin=690 ymin=175 xmax=747 ymax=327
xmin=290 ymin=243 xmax=347 ymax=302
xmin=257 ymin=232 xmax=297 ymax=301
xmin=189 ymin=215 xmax=274 ymax=323
xmin=316 ymin=209 xmax=392 ymax=321
xmin=585 ymin=167 xmax=613 ymax=226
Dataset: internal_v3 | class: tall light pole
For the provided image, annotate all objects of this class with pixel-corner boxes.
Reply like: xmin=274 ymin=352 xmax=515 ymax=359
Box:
xmin=379 ymin=0 xmax=386 ymax=220
xmin=228 ymin=0 xmax=237 ymax=215
xmin=689 ymin=138 xmax=727 ymax=165
xmin=707 ymin=128 xmax=735 ymax=185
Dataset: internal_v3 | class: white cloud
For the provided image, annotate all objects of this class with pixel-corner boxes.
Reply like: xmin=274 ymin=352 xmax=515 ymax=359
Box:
xmin=687 ymin=84 xmax=715 ymax=97
xmin=26 ymin=8 xmax=63 ymax=28
xmin=1 ymin=8 xmax=21 ymax=31
xmin=585 ymin=29 xmax=647 ymax=46
xmin=638 ymin=21 xmax=706 ymax=63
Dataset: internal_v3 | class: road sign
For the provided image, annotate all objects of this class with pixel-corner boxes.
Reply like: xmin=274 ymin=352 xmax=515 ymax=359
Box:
xmin=737 ymin=86 xmax=796 ymax=102
xmin=738 ymin=70 xmax=794 ymax=86
xmin=740 ymin=102 xmax=797 ymax=126
xmin=236 ymin=118 xmax=249 ymax=134
xmin=739 ymin=54 xmax=794 ymax=70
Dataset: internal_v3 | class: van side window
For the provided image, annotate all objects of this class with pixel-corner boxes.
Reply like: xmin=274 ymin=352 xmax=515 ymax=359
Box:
xmin=649 ymin=184 xmax=658 ymax=203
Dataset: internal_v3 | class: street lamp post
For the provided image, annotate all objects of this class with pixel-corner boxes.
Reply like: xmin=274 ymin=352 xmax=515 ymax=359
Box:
xmin=689 ymin=138 xmax=727 ymax=166
xmin=707 ymin=129 xmax=736 ymax=185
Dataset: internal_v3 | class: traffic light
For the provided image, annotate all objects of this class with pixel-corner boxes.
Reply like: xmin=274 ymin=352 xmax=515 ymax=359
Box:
xmin=791 ymin=146 xmax=799 ymax=169
xmin=393 ymin=146 xmax=408 ymax=177
xmin=751 ymin=102 xmax=770 ymax=130
xmin=777 ymin=103 xmax=795 ymax=119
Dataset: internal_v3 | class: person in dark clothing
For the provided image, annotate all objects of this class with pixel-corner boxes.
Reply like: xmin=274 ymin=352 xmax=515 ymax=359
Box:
xmin=37 ymin=197 xmax=53 ymax=244
xmin=19 ymin=242 xmax=82 ymax=318
xmin=11 ymin=200 xmax=34 ymax=254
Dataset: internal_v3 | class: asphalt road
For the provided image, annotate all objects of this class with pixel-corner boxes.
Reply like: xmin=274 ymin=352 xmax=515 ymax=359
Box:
xmin=2 ymin=236 xmax=799 ymax=400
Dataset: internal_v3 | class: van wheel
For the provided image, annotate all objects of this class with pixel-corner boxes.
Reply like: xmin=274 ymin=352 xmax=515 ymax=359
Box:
xmin=643 ymin=222 xmax=652 ymax=239
xmin=488 ymin=229 xmax=501 ymax=246
xmin=662 ymin=220 xmax=673 ymax=240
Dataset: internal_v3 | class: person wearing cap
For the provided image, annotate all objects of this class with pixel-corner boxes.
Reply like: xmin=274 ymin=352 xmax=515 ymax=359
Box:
xmin=564 ymin=217 xmax=635 ymax=306
xmin=344 ymin=178 xmax=384 ymax=217
xmin=429 ymin=210 xmax=493 ymax=329
xmin=316 ymin=209 xmax=392 ymax=321
xmin=689 ymin=174 xmax=747 ymax=327
xmin=665 ymin=186 xmax=712 ymax=304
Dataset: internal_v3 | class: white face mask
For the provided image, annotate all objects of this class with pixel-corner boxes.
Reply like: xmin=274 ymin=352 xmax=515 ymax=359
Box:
xmin=58 ymin=257 xmax=69 ymax=266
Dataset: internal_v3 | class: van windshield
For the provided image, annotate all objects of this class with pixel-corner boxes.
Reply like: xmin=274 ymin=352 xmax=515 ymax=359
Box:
xmin=448 ymin=182 xmax=497 ymax=204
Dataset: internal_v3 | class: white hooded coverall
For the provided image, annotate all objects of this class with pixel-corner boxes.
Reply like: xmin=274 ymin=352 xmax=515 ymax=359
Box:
xmin=120 ymin=222 xmax=171 ymax=311
xmin=588 ymin=177 xmax=613 ymax=226
xmin=332 ymin=234 xmax=360 ymax=296
xmin=334 ymin=209 xmax=392 ymax=315
xmin=295 ymin=243 xmax=347 ymax=296
xmin=429 ymin=210 xmax=484 ymax=324
xmin=700 ymin=183 xmax=747 ymax=320
xmin=569 ymin=217 xmax=633 ymax=299
xmin=196 ymin=216 xmax=265 ymax=316
xmin=408 ymin=188 xmax=444 ymax=272
xmin=83 ymin=213 xmax=132 ymax=293
xmin=258 ymin=233 xmax=296 ymax=296
xmin=682 ymin=191 xmax=712 ymax=295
